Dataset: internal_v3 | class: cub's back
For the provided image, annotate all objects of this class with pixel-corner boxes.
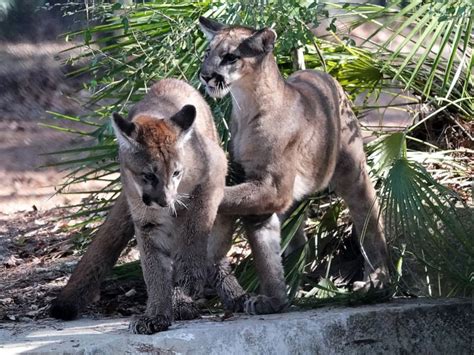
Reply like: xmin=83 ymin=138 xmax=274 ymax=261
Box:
xmin=129 ymin=79 xmax=218 ymax=143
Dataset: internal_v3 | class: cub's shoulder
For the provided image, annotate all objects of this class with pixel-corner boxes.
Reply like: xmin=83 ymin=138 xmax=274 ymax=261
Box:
xmin=287 ymin=69 xmax=336 ymax=85
xmin=150 ymin=79 xmax=202 ymax=101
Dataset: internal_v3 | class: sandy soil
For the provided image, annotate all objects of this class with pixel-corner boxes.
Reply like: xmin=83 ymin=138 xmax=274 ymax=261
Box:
xmin=0 ymin=117 xmax=109 ymax=214
xmin=0 ymin=42 xmax=106 ymax=214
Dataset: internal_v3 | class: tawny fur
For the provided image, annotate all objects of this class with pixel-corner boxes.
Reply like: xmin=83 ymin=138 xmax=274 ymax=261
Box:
xmin=198 ymin=17 xmax=389 ymax=314
xmin=51 ymin=80 xmax=227 ymax=334
xmin=116 ymin=79 xmax=227 ymax=334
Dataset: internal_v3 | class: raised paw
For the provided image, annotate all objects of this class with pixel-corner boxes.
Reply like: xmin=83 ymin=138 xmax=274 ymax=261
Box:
xmin=128 ymin=315 xmax=171 ymax=334
xmin=244 ymin=295 xmax=288 ymax=315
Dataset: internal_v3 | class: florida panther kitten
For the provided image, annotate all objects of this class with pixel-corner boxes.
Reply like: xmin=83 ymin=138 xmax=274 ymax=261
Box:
xmin=197 ymin=17 xmax=389 ymax=314
xmin=54 ymin=79 xmax=226 ymax=334
xmin=116 ymin=79 xmax=227 ymax=333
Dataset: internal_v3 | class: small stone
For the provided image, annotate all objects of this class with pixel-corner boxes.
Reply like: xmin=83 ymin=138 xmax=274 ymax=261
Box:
xmin=3 ymin=255 xmax=22 ymax=267
xmin=125 ymin=289 xmax=137 ymax=297
xmin=0 ymin=298 xmax=14 ymax=305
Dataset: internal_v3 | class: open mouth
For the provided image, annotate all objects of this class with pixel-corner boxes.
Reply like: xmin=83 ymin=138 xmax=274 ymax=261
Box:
xmin=205 ymin=83 xmax=230 ymax=99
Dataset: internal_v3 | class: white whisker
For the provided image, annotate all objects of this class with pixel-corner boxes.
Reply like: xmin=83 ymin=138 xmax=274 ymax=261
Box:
xmin=170 ymin=202 xmax=177 ymax=217
xmin=175 ymin=198 xmax=188 ymax=210
xmin=229 ymin=88 xmax=242 ymax=111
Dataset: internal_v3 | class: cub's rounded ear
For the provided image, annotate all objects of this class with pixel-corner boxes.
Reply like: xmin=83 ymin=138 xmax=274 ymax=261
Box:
xmin=170 ymin=105 xmax=196 ymax=133
xmin=112 ymin=112 xmax=135 ymax=137
xmin=237 ymin=28 xmax=277 ymax=57
xmin=199 ymin=16 xmax=227 ymax=41
xmin=111 ymin=112 xmax=137 ymax=150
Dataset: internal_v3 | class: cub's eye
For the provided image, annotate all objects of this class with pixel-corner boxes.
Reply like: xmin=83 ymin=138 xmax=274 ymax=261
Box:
xmin=142 ymin=173 xmax=156 ymax=182
xmin=173 ymin=169 xmax=182 ymax=178
xmin=221 ymin=53 xmax=240 ymax=65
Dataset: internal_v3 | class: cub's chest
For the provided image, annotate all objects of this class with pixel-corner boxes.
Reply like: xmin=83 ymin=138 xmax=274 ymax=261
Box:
xmin=137 ymin=211 xmax=178 ymax=250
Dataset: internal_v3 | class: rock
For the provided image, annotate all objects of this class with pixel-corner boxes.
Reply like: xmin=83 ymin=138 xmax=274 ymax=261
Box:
xmin=0 ymin=299 xmax=470 ymax=354
xmin=124 ymin=289 xmax=137 ymax=297
xmin=3 ymin=255 xmax=23 ymax=267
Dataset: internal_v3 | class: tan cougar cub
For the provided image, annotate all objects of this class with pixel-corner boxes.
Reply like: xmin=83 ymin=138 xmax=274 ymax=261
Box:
xmin=112 ymin=79 xmax=226 ymax=334
xmin=198 ymin=17 xmax=390 ymax=314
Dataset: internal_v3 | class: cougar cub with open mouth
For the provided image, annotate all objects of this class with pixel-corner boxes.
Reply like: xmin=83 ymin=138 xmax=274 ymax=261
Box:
xmin=198 ymin=17 xmax=389 ymax=314
xmin=112 ymin=79 xmax=226 ymax=334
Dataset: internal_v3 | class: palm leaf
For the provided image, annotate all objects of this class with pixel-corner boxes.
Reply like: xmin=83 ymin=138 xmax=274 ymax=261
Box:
xmin=339 ymin=0 xmax=473 ymax=118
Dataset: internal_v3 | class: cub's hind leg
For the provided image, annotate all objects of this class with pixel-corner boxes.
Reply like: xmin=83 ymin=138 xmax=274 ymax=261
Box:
xmin=332 ymin=147 xmax=389 ymax=292
xmin=207 ymin=214 xmax=249 ymax=312
xmin=242 ymin=214 xmax=288 ymax=314
xmin=50 ymin=192 xmax=134 ymax=320
xmin=332 ymin=90 xmax=390 ymax=291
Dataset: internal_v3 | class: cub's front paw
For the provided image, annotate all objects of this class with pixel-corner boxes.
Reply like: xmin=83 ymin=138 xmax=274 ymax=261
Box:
xmin=128 ymin=315 xmax=171 ymax=334
xmin=244 ymin=295 xmax=288 ymax=315
xmin=173 ymin=299 xmax=200 ymax=321
xmin=228 ymin=293 xmax=250 ymax=313
xmin=173 ymin=287 xmax=200 ymax=320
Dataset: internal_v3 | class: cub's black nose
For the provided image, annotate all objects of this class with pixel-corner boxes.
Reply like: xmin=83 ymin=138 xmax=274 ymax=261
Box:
xmin=142 ymin=194 xmax=151 ymax=206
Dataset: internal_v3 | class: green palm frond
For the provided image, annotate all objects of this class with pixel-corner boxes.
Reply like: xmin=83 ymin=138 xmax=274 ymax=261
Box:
xmin=368 ymin=132 xmax=473 ymax=295
xmin=383 ymin=157 xmax=472 ymax=294
xmin=334 ymin=0 xmax=473 ymax=119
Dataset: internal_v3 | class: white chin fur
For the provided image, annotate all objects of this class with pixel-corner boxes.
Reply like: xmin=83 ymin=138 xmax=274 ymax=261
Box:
xmin=147 ymin=202 xmax=162 ymax=210
xmin=205 ymin=85 xmax=230 ymax=99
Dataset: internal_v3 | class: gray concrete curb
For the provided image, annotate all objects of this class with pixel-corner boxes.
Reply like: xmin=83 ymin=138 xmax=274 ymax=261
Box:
xmin=0 ymin=298 xmax=471 ymax=354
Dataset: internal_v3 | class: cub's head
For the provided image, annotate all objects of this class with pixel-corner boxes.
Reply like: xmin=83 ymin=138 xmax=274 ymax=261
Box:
xmin=198 ymin=16 xmax=277 ymax=98
xmin=111 ymin=105 xmax=196 ymax=211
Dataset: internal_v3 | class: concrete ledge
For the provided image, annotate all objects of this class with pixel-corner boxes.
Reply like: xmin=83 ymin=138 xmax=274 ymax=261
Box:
xmin=0 ymin=299 xmax=471 ymax=354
